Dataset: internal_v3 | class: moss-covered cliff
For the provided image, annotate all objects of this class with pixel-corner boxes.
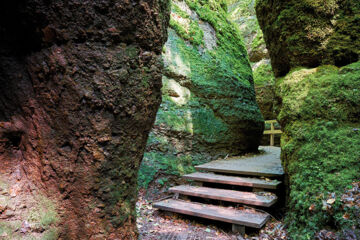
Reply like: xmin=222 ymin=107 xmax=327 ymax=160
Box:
xmin=256 ymin=0 xmax=360 ymax=77
xmin=226 ymin=0 xmax=276 ymax=122
xmin=139 ymin=0 xmax=264 ymax=189
xmin=256 ymin=0 xmax=360 ymax=238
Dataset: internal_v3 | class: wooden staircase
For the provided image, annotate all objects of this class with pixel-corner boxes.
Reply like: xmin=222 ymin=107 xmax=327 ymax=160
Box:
xmin=154 ymin=146 xmax=284 ymax=234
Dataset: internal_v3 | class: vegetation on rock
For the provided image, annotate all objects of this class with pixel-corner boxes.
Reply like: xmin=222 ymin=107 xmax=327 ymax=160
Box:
xmin=277 ymin=62 xmax=360 ymax=238
xmin=256 ymin=0 xmax=360 ymax=77
xmin=139 ymin=0 xmax=264 ymax=189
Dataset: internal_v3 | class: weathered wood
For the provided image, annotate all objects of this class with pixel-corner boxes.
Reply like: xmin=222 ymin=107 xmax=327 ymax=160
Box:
xmin=183 ymin=172 xmax=281 ymax=189
xmin=264 ymin=120 xmax=282 ymax=146
xmin=169 ymin=185 xmax=277 ymax=207
xmin=263 ymin=130 xmax=283 ymax=135
xmin=264 ymin=120 xmax=278 ymax=124
xmin=154 ymin=199 xmax=270 ymax=228
xmin=195 ymin=146 xmax=284 ymax=177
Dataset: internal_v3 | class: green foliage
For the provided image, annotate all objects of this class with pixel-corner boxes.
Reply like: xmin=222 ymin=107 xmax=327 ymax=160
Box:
xmin=253 ymin=62 xmax=275 ymax=86
xmin=138 ymin=152 xmax=209 ymax=188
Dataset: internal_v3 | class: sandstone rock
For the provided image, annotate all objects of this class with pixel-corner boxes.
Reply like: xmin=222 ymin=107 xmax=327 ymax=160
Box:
xmin=256 ymin=0 xmax=360 ymax=76
xmin=256 ymin=0 xmax=360 ymax=236
xmin=0 ymin=0 xmax=170 ymax=238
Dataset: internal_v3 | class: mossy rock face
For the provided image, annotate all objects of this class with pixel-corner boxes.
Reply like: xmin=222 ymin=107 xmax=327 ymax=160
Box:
xmin=139 ymin=0 xmax=264 ymax=189
xmin=227 ymin=0 xmax=268 ymax=63
xmin=277 ymin=62 xmax=360 ymax=239
xmin=226 ymin=0 xmax=276 ymax=121
xmin=256 ymin=0 xmax=360 ymax=77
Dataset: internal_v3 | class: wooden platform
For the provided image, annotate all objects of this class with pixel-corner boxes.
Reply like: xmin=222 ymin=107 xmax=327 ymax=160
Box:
xmin=169 ymin=185 xmax=277 ymax=207
xmin=154 ymin=199 xmax=270 ymax=229
xmin=195 ymin=146 xmax=284 ymax=177
xmin=183 ymin=172 xmax=281 ymax=189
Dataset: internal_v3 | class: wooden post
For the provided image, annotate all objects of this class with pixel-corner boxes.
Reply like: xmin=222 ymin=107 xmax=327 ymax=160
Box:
xmin=264 ymin=120 xmax=282 ymax=146
xmin=270 ymin=122 xmax=275 ymax=146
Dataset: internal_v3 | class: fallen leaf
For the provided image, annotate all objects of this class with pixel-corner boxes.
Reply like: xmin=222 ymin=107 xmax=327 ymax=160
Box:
xmin=343 ymin=213 xmax=350 ymax=219
xmin=309 ymin=204 xmax=316 ymax=211
xmin=327 ymin=198 xmax=336 ymax=204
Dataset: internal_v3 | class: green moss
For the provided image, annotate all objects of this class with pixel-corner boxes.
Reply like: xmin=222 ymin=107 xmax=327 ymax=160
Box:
xmin=41 ymin=229 xmax=59 ymax=240
xmin=170 ymin=2 xmax=204 ymax=46
xmin=140 ymin=0 xmax=264 ymax=191
xmin=256 ymin=0 xmax=360 ymax=76
xmin=253 ymin=62 xmax=275 ymax=86
xmin=26 ymin=195 xmax=59 ymax=229
xmin=277 ymin=61 xmax=360 ymax=239
xmin=138 ymin=152 xmax=210 ymax=188
xmin=277 ymin=62 xmax=360 ymax=124
xmin=282 ymin=121 xmax=360 ymax=239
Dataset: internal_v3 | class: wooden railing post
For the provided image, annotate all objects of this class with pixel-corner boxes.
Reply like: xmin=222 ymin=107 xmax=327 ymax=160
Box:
xmin=263 ymin=120 xmax=282 ymax=146
xmin=270 ymin=122 xmax=275 ymax=146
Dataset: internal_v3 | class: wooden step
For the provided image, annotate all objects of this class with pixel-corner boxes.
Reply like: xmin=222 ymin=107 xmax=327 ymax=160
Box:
xmin=169 ymin=185 xmax=277 ymax=207
xmin=195 ymin=146 xmax=284 ymax=177
xmin=183 ymin=172 xmax=281 ymax=190
xmin=154 ymin=199 xmax=270 ymax=229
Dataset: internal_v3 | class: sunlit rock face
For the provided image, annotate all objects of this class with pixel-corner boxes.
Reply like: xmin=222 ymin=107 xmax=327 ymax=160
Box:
xmin=256 ymin=0 xmax=360 ymax=238
xmin=0 ymin=0 xmax=170 ymax=239
xmin=139 ymin=0 xmax=264 ymax=190
xmin=226 ymin=0 xmax=276 ymax=123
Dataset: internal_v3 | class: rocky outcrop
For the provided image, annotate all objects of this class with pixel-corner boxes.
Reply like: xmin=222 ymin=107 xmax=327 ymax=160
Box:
xmin=226 ymin=0 xmax=276 ymax=122
xmin=256 ymin=0 xmax=360 ymax=77
xmin=256 ymin=0 xmax=360 ymax=238
xmin=139 ymin=0 xmax=264 ymax=189
xmin=0 ymin=0 xmax=170 ymax=239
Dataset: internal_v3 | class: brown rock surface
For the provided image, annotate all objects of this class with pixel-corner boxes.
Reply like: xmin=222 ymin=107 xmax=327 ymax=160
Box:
xmin=0 ymin=0 xmax=170 ymax=239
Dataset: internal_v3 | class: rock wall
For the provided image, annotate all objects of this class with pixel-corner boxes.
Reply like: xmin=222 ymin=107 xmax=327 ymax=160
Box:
xmin=256 ymin=0 xmax=360 ymax=77
xmin=139 ymin=0 xmax=264 ymax=189
xmin=256 ymin=0 xmax=360 ymax=238
xmin=226 ymin=0 xmax=276 ymax=121
xmin=0 ymin=0 xmax=170 ymax=239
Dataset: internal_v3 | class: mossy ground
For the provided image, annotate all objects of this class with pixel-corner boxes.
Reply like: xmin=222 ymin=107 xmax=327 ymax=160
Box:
xmin=277 ymin=62 xmax=360 ymax=239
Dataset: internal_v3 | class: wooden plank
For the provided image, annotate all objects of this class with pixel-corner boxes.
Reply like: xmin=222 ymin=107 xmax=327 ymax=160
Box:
xmin=183 ymin=172 xmax=281 ymax=189
xmin=154 ymin=199 xmax=270 ymax=229
xmin=265 ymin=120 xmax=278 ymax=124
xmin=195 ymin=146 xmax=284 ymax=177
xmin=169 ymin=185 xmax=277 ymax=207
xmin=263 ymin=130 xmax=282 ymax=135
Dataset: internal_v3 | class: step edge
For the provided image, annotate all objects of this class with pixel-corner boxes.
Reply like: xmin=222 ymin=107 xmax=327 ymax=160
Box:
xmin=169 ymin=186 xmax=278 ymax=207
xmin=183 ymin=174 xmax=280 ymax=189
xmin=153 ymin=200 xmax=269 ymax=228
xmin=195 ymin=166 xmax=284 ymax=177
